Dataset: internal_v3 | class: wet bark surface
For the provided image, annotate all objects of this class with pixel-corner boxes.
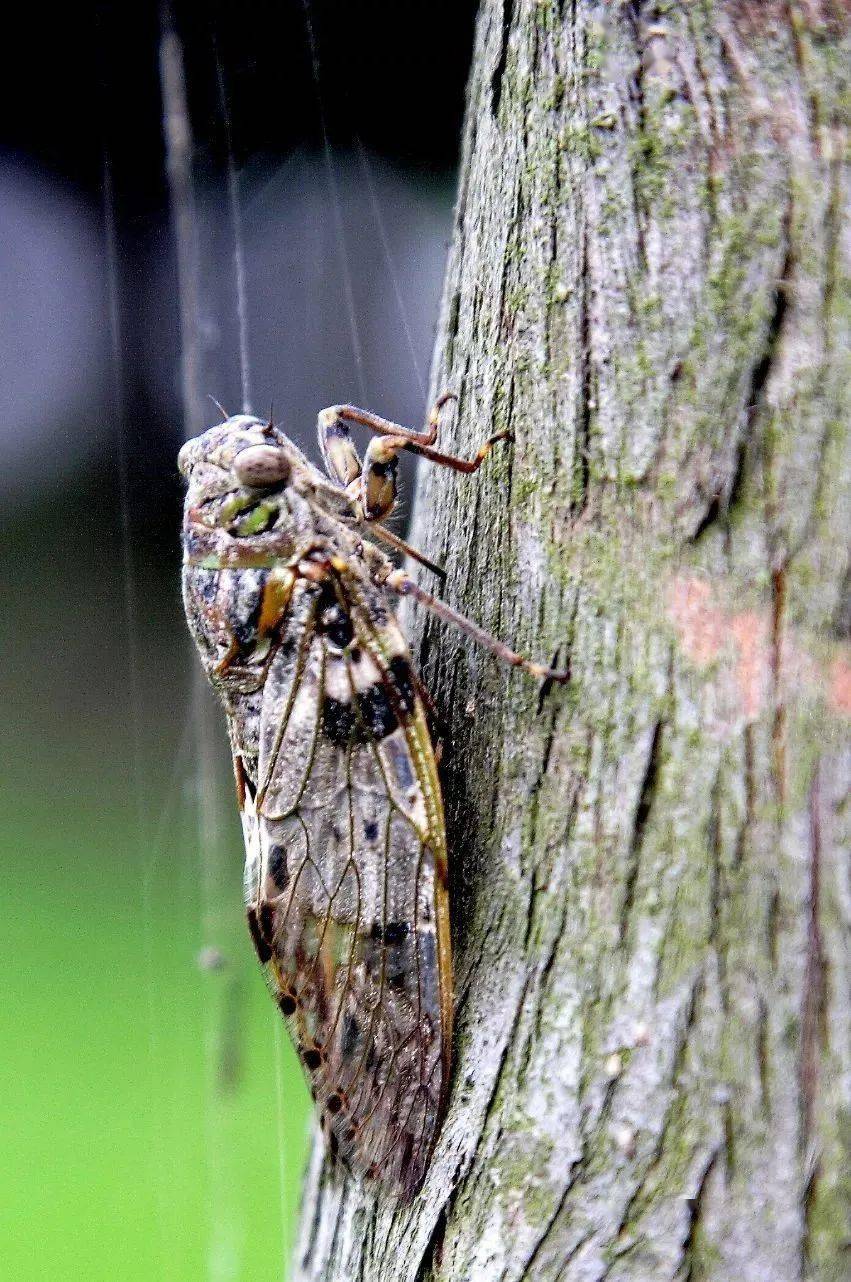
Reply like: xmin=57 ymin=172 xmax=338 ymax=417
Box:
xmin=295 ymin=3 xmax=850 ymax=1279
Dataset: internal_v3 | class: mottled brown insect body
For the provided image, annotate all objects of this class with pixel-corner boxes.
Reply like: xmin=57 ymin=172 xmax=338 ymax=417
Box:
xmin=179 ymin=403 xmax=566 ymax=1197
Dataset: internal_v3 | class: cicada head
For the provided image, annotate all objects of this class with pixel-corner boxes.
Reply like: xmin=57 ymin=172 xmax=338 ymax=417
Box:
xmin=180 ymin=414 xmax=307 ymax=700
xmin=179 ymin=415 xmax=303 ymax=536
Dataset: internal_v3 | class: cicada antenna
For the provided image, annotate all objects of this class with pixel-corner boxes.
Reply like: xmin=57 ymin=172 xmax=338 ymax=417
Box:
xmin=208 ymin=395 xmax=229 ymax=421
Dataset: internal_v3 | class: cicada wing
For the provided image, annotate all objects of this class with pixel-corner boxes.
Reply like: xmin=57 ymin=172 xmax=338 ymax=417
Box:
xmin=243 ymin=574 xmax=451 ymax=1197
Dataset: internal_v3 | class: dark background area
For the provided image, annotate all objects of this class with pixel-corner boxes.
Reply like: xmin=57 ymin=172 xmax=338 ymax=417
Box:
xmin=2 ymin=0 xmax=477 ymax=538
xmin=0 ymin=4 xmax=477 ymax=1279
xmin=19 ymin=2 xmax=475 ymax=188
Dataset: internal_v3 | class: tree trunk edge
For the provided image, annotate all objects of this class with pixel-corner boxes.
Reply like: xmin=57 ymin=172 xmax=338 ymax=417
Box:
xmin=295 ymin=3 xmax=850 ymax=1280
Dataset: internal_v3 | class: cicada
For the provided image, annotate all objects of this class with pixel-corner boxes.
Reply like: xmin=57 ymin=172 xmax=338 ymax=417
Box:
xmin=178 ymin=396 xmax=566 ymax=1197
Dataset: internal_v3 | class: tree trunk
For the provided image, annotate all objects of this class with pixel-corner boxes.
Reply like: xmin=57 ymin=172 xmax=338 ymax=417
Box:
xmin=294 ymin=3 xmax=850 ymax=1279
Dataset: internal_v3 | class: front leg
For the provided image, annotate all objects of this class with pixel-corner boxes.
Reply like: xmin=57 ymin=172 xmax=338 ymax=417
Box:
xmin=316 ymin=399 xmax=446 ymax=519
xmin=317 ymin=393 xmax=510 ymax=524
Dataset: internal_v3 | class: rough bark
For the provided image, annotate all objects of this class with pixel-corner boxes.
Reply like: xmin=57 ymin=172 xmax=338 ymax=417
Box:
xmin=294 ymin=3 xmax=850 ymax=1279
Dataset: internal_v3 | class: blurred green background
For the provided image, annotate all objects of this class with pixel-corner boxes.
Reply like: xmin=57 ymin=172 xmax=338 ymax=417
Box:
xmin=1 ymin=479 xmax=311 ymax=1280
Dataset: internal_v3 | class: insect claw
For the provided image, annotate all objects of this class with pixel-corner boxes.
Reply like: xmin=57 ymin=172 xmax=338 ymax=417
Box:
xmin=525 ymin=663 xmax=569 ymax=683
xmin=530 ymin=658 xmax=570 ymax=684
xmin=537 ymin=650 xmax=570 ymax=712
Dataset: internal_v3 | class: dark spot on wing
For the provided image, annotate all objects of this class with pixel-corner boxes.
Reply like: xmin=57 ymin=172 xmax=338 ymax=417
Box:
xmin=365 ymin=920 xmax=412 ymax=986
xmin=258 ymin=901 xmax=277 ymax=945
xmin=246 ymin=906 xmax=272 ymax=964
xmin=322 ymin=695 xmax=357 ymax=746
xmin=328 ymin=1130 xmax=339 ymax=1158
xmin=324 ymin=679 xmax=405 ymax=746
xmin=383 ymin=921 xmax=410 ymax=946
xmin=304 ymin=1047 xmax=322 ymax=1071
xmin=368 ymin=920 xmax=410 ymax=945
xmin=327 ymin=1092 xmax=342 ymax=1114
xmin=317 ymin=581 xmax=354 ymax=649
xmin=322 ymin=605 xmax=354 ymax=650
xmin=267 ymin=843 xmax=288 ymax=890
xmin=386 ymin=942 xmax=410 ymax=988
xmin=357 ymin=682 xmax=399 ymax=739
xmin=363 ymin=819 xmax=379 ymax=841
xmin=388 ymin=655 xmax=417 ymax=713
xmin=278 ymin=992 xmax=297 ymax=1016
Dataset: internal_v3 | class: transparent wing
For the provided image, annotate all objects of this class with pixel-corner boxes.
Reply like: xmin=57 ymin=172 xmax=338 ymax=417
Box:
xmin=242 ymin=574 xmax=451 ymax=1197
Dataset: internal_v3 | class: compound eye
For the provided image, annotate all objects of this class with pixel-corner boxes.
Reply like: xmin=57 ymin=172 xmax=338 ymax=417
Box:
xmin=233 ymin=444 xmax=291 ymax=488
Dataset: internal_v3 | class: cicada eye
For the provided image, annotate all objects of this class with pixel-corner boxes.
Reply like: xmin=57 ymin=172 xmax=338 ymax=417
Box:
xmin=233 ymin=444 xmax=291 ymax=488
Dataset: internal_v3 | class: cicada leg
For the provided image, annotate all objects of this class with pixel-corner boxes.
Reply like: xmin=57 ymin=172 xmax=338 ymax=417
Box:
xmin=316 ymin=393 xmax=511 ymax=523
xmin=365 ymin=522 xmax=447 ymax=580
xmin=383 ymin=569 xmax=569 ymax=684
